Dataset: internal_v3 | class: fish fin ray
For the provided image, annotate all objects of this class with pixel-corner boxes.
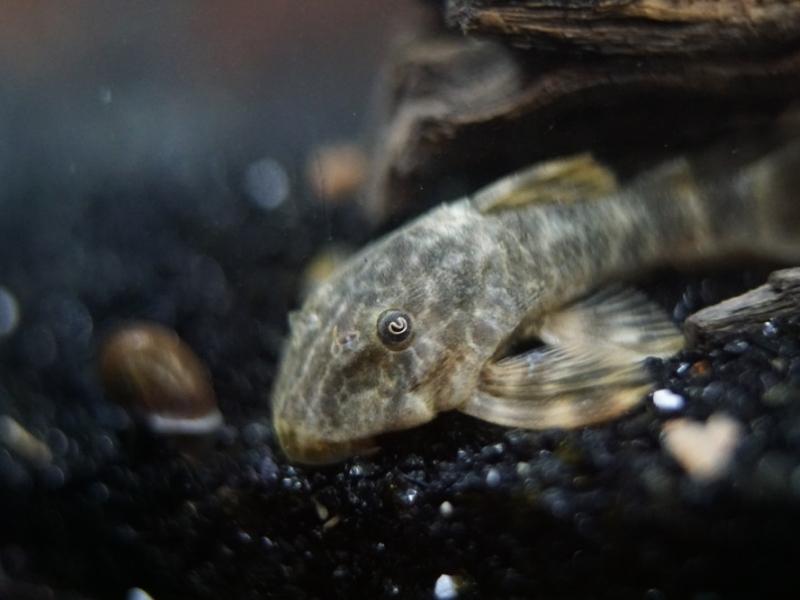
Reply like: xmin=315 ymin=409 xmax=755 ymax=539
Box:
xmin=465 ymin=343 xmax=651 ymax=429
xmin=541 ymin=285 xmax=684 ymax=358
xmin=462 ymin=286 xmax=682 ymax=430
xmin=479 ymin=343 xmax=650 ymax=400
xmin=473 ymin=154 xmax=617 ymax=214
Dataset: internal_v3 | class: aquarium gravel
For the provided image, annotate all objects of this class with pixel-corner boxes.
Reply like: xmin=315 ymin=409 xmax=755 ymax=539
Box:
xmin=1 ymin=171 xmax=799 ymax=598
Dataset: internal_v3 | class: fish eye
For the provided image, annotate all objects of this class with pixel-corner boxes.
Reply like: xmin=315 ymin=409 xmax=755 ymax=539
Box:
xmin=377 ymin=309 xmax=413 ymax=350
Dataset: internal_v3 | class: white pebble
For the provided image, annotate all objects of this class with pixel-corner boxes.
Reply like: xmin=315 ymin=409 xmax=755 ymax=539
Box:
xmin=485 ymin=467 xmax=501 ymax=487
xmin=762 ymin=320 xmax=778 ymax=337
xmin=400 ymin=487 xmax=419 ymax=506
xmin=127 ymin=588 xmax=155 ymax=600
xmin=434 ymin=574 xmax=458 ymax=600
xmin=439 ymin=501 xmax=454 ymax=518
xmin=652 ymin=389 xmax=685 ymax=412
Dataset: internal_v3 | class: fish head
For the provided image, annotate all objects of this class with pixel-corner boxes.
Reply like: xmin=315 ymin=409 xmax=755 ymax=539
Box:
xmin=271 ymin=210 xmax=506 ymax=465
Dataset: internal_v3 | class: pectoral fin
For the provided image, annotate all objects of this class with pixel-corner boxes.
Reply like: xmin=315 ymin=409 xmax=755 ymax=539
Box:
xmin=541 ymin=285 xmax=684 ymax=358
xmin=473 ymin=154 xmax=617 ymax=214
xmin=463 ymin=344 xmax=651 ymax=429
xmin=461 ymin=287 xmax=683 ymax=430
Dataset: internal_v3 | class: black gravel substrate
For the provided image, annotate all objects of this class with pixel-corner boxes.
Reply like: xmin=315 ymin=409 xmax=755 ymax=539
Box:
xmin=1 ymin=166 xmax=800 ymax=600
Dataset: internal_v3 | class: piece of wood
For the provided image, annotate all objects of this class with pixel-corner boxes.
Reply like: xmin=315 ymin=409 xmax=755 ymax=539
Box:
xmin=684 ymin=268 xmax=800 ymax=347
xmin=363 ymin=34 xmax=800 ymax=224
xmin=446 ymin=0 xmax=800 ymax=56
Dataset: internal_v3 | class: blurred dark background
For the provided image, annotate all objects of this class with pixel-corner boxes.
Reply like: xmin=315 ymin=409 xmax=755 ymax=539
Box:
xmin=0 ymin=0 xmax=415 ymax=183
xmin=0 ymin=5 xmax=430 ymax=592
xmin=0 ymin=0 xmax=424 ymax=430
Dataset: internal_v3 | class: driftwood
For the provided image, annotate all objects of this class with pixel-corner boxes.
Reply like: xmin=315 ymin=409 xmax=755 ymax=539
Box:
xmin=363 ymin=1 xmax=800 ymax=224
xmin=446 ymin=0 xmax=800 ymax=56
xmin=684 ymin=268 xmax=800 ymax=347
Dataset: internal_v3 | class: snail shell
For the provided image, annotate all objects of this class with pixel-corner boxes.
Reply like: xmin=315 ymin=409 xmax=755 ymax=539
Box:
xmin=99 ymin=322 xmax=222 ymax=436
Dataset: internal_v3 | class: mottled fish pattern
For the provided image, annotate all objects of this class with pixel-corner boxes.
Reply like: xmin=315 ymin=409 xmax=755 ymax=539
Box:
xmin=272 ymin=135 xmax=800 ymax=464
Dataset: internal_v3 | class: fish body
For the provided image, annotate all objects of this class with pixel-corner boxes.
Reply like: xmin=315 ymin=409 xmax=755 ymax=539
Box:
xmin=272 ymin=136 xmax=800 ymax=464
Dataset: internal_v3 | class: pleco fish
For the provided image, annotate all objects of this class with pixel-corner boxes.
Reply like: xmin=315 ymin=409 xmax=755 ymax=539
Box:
xmin=272 ymin=134 xmax=800 ymax=464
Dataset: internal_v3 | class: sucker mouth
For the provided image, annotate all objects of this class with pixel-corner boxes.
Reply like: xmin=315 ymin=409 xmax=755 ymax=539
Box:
xmin=275 ymin=421 xmax=379 ymax=465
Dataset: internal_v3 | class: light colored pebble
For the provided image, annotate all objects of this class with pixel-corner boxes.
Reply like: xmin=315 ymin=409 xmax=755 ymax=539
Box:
xmin=0 ymin=415 xmax=52 ymax=466
xmin=434 ymin=574 xmax=458 ymax=600
xmin=400 ymin=488 xmax=419 ymax=506
xmin=485 ymin=467 xmax=501 ymax=487
xmin=127 ymin=588 xmax=155 ymax=600
xmin=652 ymin=389 xmax=685 ymax=412
xmin=313 ymin=497 xmax=329 ymax=521
xmin=661 ymin=413 xmax=743 ymax=481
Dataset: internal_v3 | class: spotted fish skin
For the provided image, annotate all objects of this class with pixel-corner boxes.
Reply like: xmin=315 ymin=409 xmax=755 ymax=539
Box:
xmin=272 ymin=136 xmax=800 ymax=464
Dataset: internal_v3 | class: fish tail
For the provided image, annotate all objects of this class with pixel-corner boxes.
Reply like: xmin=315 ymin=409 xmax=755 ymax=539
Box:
xmin=656 ymin=135 xmax=800 ymax=264
xmin=732 ymin=138 xmax=800 ymax=261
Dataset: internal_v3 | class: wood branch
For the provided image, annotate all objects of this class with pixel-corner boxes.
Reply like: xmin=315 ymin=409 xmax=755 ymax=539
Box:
xmin=446 ymin=0 xmax=800 ymax=56
xmin=363 ymin=35 xmax=800 ymax=223
xmin=684 ymin=268 xmax=800 ymax=347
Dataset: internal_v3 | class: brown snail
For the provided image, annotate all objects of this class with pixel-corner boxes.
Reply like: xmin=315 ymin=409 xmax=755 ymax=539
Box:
xmin=99 ymin=322 xmax=223 ymax=442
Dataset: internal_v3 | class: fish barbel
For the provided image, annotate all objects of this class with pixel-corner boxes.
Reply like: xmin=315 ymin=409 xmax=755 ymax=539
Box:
xmin=272 ymin=135 xmax=800 ymax=464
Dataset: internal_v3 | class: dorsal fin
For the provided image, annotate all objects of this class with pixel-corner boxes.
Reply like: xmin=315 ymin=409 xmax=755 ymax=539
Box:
xmin=473 ymin=154 xmax=618 ymax=214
